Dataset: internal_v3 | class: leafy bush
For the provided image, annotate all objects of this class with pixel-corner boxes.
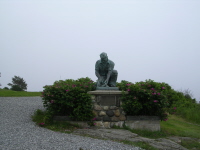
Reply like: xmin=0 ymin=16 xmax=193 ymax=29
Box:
xmin=169 ymin=90 xmax=200 ymax=124
xmin=41 ymin=77 xmax=96 ymax=122
xmin=117 ymin=79 xmax=172 ymax=120
xmin=117 ymin=79 xmax=200 ymax=122
xmin=3 ymin=87 xmax=9 ymax=90
xmin=10 ymin=85 xmax=23 ymax=91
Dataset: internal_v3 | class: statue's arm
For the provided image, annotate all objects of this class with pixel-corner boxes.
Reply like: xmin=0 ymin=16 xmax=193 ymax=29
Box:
xmin=105 ymin=61 xmax=114 ymax=83
xmin=105 ymin=71 xmax=111 ymax=83
xmin=95 ymin=61 xmax=101 ymax=79
xmin=95 ymin=70 xmax=101 ymax=79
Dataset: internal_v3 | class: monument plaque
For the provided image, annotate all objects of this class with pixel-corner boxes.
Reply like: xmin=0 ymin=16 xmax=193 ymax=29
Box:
xmin=99 ymin=96 xmax=116 ymax=106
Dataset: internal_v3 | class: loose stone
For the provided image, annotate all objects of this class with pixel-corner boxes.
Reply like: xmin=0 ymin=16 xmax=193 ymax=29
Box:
xmin=119 ymin=114 xmax=126 ymax=121
xmin=103 ymin=106 xmax=109 ymax=110
xmin=106 ymin=110 xmax=114 ymax=117
xmin=96 ymin=117 xmax=103 ymax=121
xmin=103 ymin=116 xmax=111 ymax=121
xmin=110 ymin=121 xmax=124 ymax=128
xmin=111 ymin=116 xmax=120 ymax=122
xmin=95 ymin=121 xmax=104 ymax=127
xmin=99 ymin=111 xmax=106 ymax=116
xmin=114 ymin=109 xmax=121 ymax=117
xmin=103 ymin=122 xmax=110 ymax=128
xmin=94 ymin=104 xmax=102 ymax=111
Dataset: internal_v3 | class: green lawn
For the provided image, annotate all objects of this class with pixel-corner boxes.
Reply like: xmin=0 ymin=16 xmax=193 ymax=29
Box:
xmin=0 ymin=89 xmax=42 ymax=97
xmin=161 ymin=115 xmax=200 ymax=149
xmin=161 ymin=115 xmax=200 ymax=139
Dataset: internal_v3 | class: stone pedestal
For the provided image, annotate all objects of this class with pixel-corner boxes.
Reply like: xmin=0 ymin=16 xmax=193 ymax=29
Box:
xmin=88 ymin=90 xmax=126 ymax=128
xmin=125 ymin=116 xmax=160 ymax=131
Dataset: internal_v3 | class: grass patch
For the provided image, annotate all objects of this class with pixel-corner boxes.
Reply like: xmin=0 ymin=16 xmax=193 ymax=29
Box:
xmin=176 ymin=104 xmax=200 ymax=124
xmin=126 ymin=128 xmax=168 ymax=139
xmin=0 ymin=89 xmax=41 ymax=97
xmin=31 ymin=109 xmax=80 ymax=133
xmin=112 ymin=125 xmax=168 ymax=139
xmin=161 ymin=115 xmax=200 ymax=139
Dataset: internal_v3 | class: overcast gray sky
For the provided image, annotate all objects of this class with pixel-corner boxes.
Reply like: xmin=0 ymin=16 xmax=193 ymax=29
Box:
xmin=0 ymin=0 xmax=200 ymax=101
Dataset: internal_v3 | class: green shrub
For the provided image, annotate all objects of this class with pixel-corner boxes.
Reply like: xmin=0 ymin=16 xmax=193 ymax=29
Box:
xmin=10 ymin=85 xmax=23 ymax=91
xmin=168 ymin=89 xmax=200 ymax=124
xmin=172 ymin=99 xmax=200 ymax=124
xmin=42 ymin=77 xmax=96 ymax=122
xmin=117 ymin=79 xmax=172 ymax=120
xmin=3 ymin=87 xmax=9 ymax=90
xmin=117 ymin=80 xmax=132 ymax=91
xmin=117 ymin=79 xmax=200 ymax=123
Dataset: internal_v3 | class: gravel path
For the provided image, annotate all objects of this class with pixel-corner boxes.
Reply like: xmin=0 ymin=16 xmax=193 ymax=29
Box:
xmin=0 ymin=97 xmax=141 ymax=150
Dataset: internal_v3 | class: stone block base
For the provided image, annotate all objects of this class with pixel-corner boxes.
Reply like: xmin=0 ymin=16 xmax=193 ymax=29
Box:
xmin=88 ymin=90 xmax=126 ymax=128
xmin=94 ymin=121 xmax=124 ymax=128
xmin=125 ymin=116 xmax=160 ymax=131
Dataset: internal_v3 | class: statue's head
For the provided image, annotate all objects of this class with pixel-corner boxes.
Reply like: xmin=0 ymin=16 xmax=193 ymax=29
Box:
xmin=100 ymin=52 xmax=108 ymax=63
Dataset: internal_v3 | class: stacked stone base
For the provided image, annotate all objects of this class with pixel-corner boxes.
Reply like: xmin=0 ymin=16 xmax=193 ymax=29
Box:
xmin=94 ymin=121 xmax=124 ymax=128
xmin=125 ymin=116 xmax=160 ymax=131
xmin=88 ymin=90 xmax=126 ymax=128
xmin=92 ymin=104 xmax=126 ymax=128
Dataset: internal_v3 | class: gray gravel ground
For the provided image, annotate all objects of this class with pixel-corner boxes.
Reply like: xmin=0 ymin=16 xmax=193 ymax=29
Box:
xmin=0 ymin=97 xmax=141 ymax=150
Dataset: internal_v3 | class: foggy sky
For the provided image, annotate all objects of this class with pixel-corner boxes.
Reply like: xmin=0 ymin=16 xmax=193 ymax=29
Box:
xmin=0 ymin=0 xmax=200 ymax=101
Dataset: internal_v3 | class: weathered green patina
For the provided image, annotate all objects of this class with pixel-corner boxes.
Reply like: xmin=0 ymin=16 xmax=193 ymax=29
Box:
xmin=95 ymin=52 xmax=118 ymax=88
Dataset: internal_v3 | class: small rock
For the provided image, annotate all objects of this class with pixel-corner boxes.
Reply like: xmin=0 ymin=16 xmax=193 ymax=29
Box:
xmin=114 ymin=109 xmax=121 ymax=117
xmin=94 ymin=104 xmax=102 ymax=111
xmin=110 ymin=121 xmax=124 ymax=128
xmin=103 ymin=106 xmax=109 ymax=110
xmin=95 ymin=121 xmax=104 ymax=127
xmin=111 ymin=116 xmax=120 ymax=122
xmin=119 ymin=115 xmax=126 ymax=121
xmin=96 ymin=117 xmax=103 ymax=121
xmin=106 ymin=110 xmax=114 ymax=117
xmin=99 ymin=111 xmax=106 ymax=116
xmin=103 ymin=122 xmax=110 ymax=128
xmin=103 ymin=116 xmax=111 ymax=121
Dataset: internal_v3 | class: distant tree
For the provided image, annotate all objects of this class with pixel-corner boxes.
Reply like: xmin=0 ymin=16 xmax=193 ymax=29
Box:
xmin=3 ymin=87 xmax=9 ymax=90
xmin=8 ymin=76 xmax=27 ymax=91
xmin=183 ymin=89 xmax=193 ymax=99
xmin=179 ymin=88 xmax=196 ymax=103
